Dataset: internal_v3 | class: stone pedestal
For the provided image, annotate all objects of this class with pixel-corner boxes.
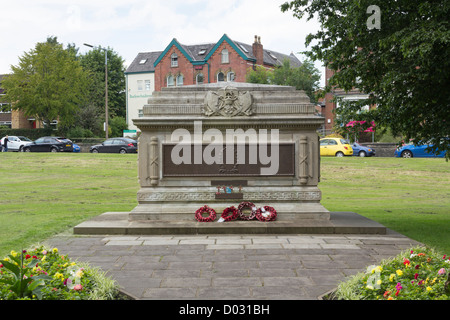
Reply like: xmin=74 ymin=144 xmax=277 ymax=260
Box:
xmin=130 ymin=82 xmax=329 ymax=222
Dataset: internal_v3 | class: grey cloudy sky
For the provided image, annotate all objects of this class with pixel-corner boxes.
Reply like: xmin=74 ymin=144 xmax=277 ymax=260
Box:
xmin=0 ymin=0 xmax=324 ymax=85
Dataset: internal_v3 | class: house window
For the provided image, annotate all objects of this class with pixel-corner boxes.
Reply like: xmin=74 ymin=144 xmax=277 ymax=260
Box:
xmin=196 ymin=73 xmax=204 ymax=84
xmin=137 ymin=80 xmax=143 ymax=91
xmin=221 ymin=49 xmax=229 ymax=64
xmin=145 ymin=80 xmax=151 ymax=91
xmin=176 ymin=75 xmax=184 ymax=86
xmin=227 ymin=72 xmax=235 ymax=82
xmin=217 ymin=72 xmax=225 ymax=82
xmin=167 ymin=75 xmax=174 ymax=87
xmin=171 ymin=53 xmax=178 ymax=67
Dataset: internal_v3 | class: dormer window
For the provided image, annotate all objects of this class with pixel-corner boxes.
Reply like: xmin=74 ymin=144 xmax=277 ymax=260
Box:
xmin=221 ymin=49 xmax=229 ymax=64
xmin=171 ymin=53 xmax=178 ymax=67
xmin=199 ymin=49 xmax=206 ymax=55
xmin=139 ymin=59 xmax=147 ymax=65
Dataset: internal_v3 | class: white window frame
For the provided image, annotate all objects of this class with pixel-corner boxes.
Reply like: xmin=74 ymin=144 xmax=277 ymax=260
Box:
xmin=137 ymin=80 xmax=143 ymax=91
xmin=221 ymin=49 xmax=229 ymax=64
xmin=145 ymin=80 xmax=151 ymax=91
xmin=171 ymin=53 xmax=178 ymax=67
xmin=167 ymin=75 xmax=174 ymax=87
xmin=227 ymin=72 xmax=235 ymax=82
xmin=176 ymin=75 xmax=184 ymax=86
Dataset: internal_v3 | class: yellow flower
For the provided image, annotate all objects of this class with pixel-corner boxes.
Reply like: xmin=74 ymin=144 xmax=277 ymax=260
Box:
xmin=3 ymin=257 xmax=10 ymax=262
xmin=366 ymin=285 xmax=374 ymax=290
xmin=426 ymin=286 xmax=432 ymax=291
xmin=377 ymin=280 xmax=382 ymax=285
xmin=54 ymin=272 xmax=64 ymax=280
xmin=10 ymin=250 xmax=18 ymax=257
xmin=371 ymin=266 xmax=383 ymax=273
xmin=41 ymin=255 xmax=46 ymax=262
xmin=396 ymin=270 xmax=403 ymax=276
xmin=52 ymin=248 xmax=58 ymax=254
xmin=70 ymin=262 xmax=76 ymax=266
xmin=75 ymin=269 xmax=84 ymax=278
xmin=388 ymin=297 xmax=394 ymax=300
xmin=389 ymin=274 xmax=396 ymax=282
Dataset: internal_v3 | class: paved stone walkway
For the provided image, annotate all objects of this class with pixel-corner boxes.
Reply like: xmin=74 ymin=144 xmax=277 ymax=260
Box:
xmin=47 ymin=230 xmax=421 ymax=300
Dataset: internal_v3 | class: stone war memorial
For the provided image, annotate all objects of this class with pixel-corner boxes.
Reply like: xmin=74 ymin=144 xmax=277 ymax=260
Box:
xmin=74 ymin=82 xmax=387 ymax=235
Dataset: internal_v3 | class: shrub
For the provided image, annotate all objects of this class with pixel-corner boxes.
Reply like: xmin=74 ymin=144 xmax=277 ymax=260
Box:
xmin=0 ymin=244 xmax=121 ymax=300
xmin=332 ymin=246 xmax=450 ymax=300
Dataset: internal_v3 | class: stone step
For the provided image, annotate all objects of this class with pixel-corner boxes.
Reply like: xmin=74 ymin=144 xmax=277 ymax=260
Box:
xmin=73 ymin=211 xmax=387 ymax=236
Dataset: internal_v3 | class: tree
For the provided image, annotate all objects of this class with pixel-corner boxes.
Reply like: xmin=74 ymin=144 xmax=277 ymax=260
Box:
xmin=246 ymin=58 xmax=321 ymax=103
xmin=281 ymin=0 xmax=450 ymax=157
xmin=2 ymin=37 xmax=89 ymax=130
xmin=78 ymin=47 xmax=126 ymax=119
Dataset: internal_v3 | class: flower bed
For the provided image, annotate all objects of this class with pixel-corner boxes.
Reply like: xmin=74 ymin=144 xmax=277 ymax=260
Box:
xmin=0 ymin=245 xmax=121 ymax=300
xmin=330 ymin=246 xmax=450 ymax=300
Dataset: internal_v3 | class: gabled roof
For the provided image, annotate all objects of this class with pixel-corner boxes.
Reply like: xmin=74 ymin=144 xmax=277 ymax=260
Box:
xmin=125 ymin=51 xmax=163 ymax=74
xmin=128 ymin=34 xmax=302 ymax=73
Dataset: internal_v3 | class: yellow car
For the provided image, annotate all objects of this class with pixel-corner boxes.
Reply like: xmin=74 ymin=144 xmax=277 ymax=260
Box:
xmin=320 ymin=138 xmax=353 ymax=157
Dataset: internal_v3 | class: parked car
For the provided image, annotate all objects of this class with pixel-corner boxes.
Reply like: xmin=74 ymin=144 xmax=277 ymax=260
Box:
xmin=90 ymin=138 xmax=137 ymax=154
xmin=351 ymin=142 xmax=375 ymax=157
xmin=23 ymin=137 xmax=73 ymax=152
xmin=73 ymin=144 xmax=81 ymax=152
xmin=394 ymin=143 xmax=446 ymax=158
xmin=1 ymin=135 xmax=33 ymax=152
xmin=320 ymin=138 xmax=353 ymax=157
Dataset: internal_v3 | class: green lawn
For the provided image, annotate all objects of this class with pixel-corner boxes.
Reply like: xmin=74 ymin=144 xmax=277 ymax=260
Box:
xmin=320 ymin=157 xmax=450 ymax=253
xmin=0 ymin=153 xmax=449 ymax=257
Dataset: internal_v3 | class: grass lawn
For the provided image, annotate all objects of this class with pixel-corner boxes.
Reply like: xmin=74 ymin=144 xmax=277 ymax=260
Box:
xmin=320 ymin=157 xmax=450 ymax=253
xmin=0 ymin=153 xmax=449 ymax=257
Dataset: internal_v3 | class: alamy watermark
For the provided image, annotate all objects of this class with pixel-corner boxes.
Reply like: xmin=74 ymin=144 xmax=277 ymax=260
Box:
xmin=366 ymin=5 xmax=381 ymax=30
xmin=170 ymin=121 xmax=280 ymax=176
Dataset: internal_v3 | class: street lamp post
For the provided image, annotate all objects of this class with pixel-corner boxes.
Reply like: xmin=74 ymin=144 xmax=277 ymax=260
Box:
xmin=84 ymin=43 xmax=109 ymax=139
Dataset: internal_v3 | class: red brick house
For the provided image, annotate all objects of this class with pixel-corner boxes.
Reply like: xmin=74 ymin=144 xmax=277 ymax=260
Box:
xmin=125 ymin=34 xmax=301 ymax=130
xmin=153 ymin=34 xmax=301 ymax=91
xmin=322 ymin=67 xmax=375 ymax=135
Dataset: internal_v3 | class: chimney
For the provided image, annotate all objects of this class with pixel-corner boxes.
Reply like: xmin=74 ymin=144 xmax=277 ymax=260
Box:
xmin=252 ymin=35 xmax=264 ymax=66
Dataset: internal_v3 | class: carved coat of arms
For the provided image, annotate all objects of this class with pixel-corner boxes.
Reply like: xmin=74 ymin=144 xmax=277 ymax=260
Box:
xmin=203 ymin=86 xmax=253 ymax=117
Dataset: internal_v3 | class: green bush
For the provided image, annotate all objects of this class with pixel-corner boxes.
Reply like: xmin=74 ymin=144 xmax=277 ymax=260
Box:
xmin=0 ymin=244 xmax=121 ymax=300
xmin=332 ymin=246 xmax=450 ymax=300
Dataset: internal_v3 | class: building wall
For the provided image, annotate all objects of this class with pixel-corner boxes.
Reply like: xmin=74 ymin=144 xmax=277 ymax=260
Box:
xmin=155 ymin=45 xmax=195 ymax=92
xmin=206 ymin=41 xmax=250 ymax=84
xmin=126 ymin=72 xmax=155 ymax=131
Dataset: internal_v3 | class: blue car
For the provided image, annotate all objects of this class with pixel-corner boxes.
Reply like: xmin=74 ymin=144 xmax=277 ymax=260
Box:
xmin=351 ymin=142 xmax=375 ymax=157
xmin=73 ymin=143 xmax=81 ymax=153
xmin=394 ymin=144 xmax=445 ymax=158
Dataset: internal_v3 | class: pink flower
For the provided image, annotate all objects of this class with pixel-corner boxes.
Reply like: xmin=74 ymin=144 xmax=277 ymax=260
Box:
xmin=438 ymin=268 xmax=446 ymax=275
xmin=395 ymin=282 xmax=402 ymax=291
xmin=414 ymin=273 xmax=419 ymax=279
xmin=73 ymin=284 xmax=83 ymax=291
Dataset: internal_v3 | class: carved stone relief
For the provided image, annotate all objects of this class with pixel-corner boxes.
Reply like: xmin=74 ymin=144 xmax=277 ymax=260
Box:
xmin=203 ymin=86 xmax=253 ymax=117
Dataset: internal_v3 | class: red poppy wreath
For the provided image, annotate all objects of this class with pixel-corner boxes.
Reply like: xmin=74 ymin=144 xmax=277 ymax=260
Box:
xmin=255 ymin=206 xmax=277 ymax=222
xmin=237 ymin=201 xmax=257 ymax=220
xmin=220 ymin=206 xmax=239 ymax=222
xmin=195 ymin=205 xmax=216 ymax=222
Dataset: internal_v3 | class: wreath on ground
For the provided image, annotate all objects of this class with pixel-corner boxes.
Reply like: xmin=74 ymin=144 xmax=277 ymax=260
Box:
xmin=237 ymin=201 xmax=257 ymax=221
xmin=220 ymin=206 xmax=239 ymax=222
xmin=195 ymin=205 xmax=217 ymax=222
xmin=255 ymin=206 xmax=277 ymax=222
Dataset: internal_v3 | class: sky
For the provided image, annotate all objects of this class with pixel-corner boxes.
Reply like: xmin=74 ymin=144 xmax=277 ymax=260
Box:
xmin=0 ymin=0 xmax=325 ymax=86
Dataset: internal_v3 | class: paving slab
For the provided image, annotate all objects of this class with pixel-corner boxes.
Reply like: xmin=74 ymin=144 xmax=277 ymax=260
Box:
xmin=46 ymin=226 xmax=422 ymax=301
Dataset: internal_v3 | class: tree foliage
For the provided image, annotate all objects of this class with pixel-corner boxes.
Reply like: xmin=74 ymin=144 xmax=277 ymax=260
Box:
xmin=2 ymin=37 xmax=90 ymax=131
xmin=281 ymin=0 xmax=450 ymax=157
xmin=78 ymin=47 xmax=126 ymax=119
xmin=246 ymin=59 xmax=321 ymax=103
